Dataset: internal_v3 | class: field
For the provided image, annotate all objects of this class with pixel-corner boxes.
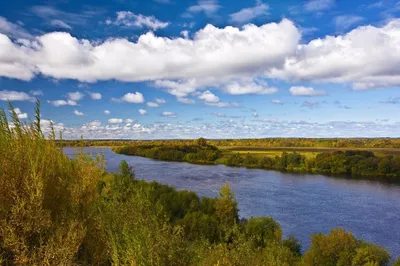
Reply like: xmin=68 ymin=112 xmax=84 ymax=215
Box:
xmin=219 ymin=146 xmax=400 ymax=159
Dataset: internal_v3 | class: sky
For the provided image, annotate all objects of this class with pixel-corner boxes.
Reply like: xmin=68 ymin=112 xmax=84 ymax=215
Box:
xmin=0 ymin=0 xmax=400 ymax=139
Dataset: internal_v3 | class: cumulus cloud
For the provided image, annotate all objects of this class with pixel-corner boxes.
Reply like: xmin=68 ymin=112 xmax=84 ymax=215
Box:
xmin=108 ymin=118 xmax=123 ymax=124
xmin=47 ymin=118 xmax=400 ymax=139
xmin=156 ymin=98 xmax=166 ymax=104
xmin=109 ymin=11 xmax=169 ymax=30
xmin=162 ymin=111 xmax=177 ymax=117
xmin=13 ymin=108 xmax=28 ymax=119
xmin=230 ymin=0 xmax=269 ymax=24
xmin=0 ymin=19 xmax=299 ymax=95
xmin=87 ymin=120 xmax=101 ymax=127
xmin=48 ymin=91 xmax=83 ymax=107
xmin=222 ymin=79 xmax=277 ymax=95
xmin=67 ymin=91 xmax=85 ymax=101
xmin=268 ymin=19 xmax=400 ymax=90
xmin=289 ymin=86 xmax=327 ymax=96
xmin=87 ymin=92 xmax=102 ymax=100
xmin=73 ymin=109 xmax=84 ymax=116
xmin=125 ymin=118 xmax=135 ymax=123
xmin=147 ymin=102 xmax=159 ymax=107
xmin=0 ymin=90 xmax=35 ymax=102
xmin=48 ymin=99 xmax=77 ymax=107
xmin=2 ymin=18 xmax=400 ymax=92
xmin=139 ymin=109 xmax=147 ymax=115
xmin=112 ymin=92 xmax=144 ymax=103
xmin=198 ymin=90 xmax=220 ymax=103
xmin=104 ymin=109 xmax=111 ymax=115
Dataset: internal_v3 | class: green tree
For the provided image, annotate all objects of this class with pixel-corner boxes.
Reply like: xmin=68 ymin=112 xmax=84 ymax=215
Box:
xmin=196 ymin=137 xmax=207 ymax=146
xmin=245 ymin=217 xmax=282 ymax=247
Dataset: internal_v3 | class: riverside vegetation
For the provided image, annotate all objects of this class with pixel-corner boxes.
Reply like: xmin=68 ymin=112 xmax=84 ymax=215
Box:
xmin=114 ymin=139 xmax=400 ymax=180
xmin=1 ymin=102 xmax=400 ymax=265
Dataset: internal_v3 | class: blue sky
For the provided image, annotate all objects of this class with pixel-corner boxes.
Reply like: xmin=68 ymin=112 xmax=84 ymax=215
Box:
xmin=0 ymin=0 xmax=399 ymax=139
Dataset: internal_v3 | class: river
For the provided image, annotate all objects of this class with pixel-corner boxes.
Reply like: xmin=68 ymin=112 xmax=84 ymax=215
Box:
xmin=64 ymin=147 xmax=400 ymax=258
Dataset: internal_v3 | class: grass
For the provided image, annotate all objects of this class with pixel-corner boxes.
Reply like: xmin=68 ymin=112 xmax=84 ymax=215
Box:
xmin=219 ymin=146 xmax=400 ymax=156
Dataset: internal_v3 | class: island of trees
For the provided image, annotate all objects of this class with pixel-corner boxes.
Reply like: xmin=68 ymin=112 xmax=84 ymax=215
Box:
xmin=1 ymin=103 xmax=400 ymax=265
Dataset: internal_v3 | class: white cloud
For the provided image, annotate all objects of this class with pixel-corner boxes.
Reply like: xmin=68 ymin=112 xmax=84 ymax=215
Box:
xmin=162 ymin=111 xmax=177 ymax=117
xmin=252 ymin=111 xmax=259 ymax=117
xmin=46 ymin=118 xmax=400 ymax=139
xmin=0 ymin=16 xmax=32 ymax=39
xmin=147 ymin=102 xmax=159 ymax=107
xmin=87 ymin=92 xmax=102 ymax=100
xmin=30 ymin=90 xmax=43 ymax=96
xmin=222 ymin=79 xmax=277 ymax=95
xmin=196 ymin=91 xmax=233 ymax=107
xmin=125 ymin=118 xmax=135 ymax=123
xmin=289 ymin=86 xmax=327 ymax=96
xmin=50 ymin=19 xmax=72 ymax=30
xmin=88 ymin=120 xmax=101 ymax=127
xmin=177 ymin=97 xmax=195 ymax=104
xmin=187 ymin=0 xmax=221 ymax=16
xmin=110 ymin=11 xmax=169 ymax=30
xmin=155 ymin=98 xmax=166 ymax=104
xmin=67 ymin=91 xmax=84 ymax=101
xmin=139 ymin=109 xmax=147 ymax=115
xmin=104 ymin=110 xmax=111 ymax=115
xmin=47 ymin=99 xmax=77 ymax=107
xmin=108 ymin=118 xmax=123 ymax=124
xmin=0 ymin=90 xmax=35 ymax=102
xmin=334 ymin=15 xmax=364 ymax=31
xmin=112 ymin=92 xmax=144 ymax=103
xmin=302 ymin=100 xmax=319 ymax=108
xmin=268 ymin=19 xmax=400 ymax=90
xmin=2 ymin=18 xmax=400 ymax=92
xmin=304 ymin=0 xmax=334 ymax=12
xmin=272 ymin=99 xmax=283 ymax=105
xmin=198 ymin=90 xmax=220 ymax=103
xmin=31 ymin=5 xmax=102 ymax=28
xmin=0 ymin=19 xmax=299 ymax=94
xmin=13 ymin=108 xmax=28 ymax=119
xmin=73 ymin=109 xmax=84 ymax=116
xmin=230 ymin=0 xmax=269 ymax=24
xmin=206 ymin=102 xmax=231 ymax=108
xmin=181 ymin=30 xmax=189 ymax=39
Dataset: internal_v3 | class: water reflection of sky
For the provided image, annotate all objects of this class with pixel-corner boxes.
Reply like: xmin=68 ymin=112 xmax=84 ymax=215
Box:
xmin=64 ymin=148 xmax=400 ymax=259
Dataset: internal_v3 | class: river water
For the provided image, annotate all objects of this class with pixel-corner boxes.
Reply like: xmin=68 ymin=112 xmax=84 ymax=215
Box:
xmin=64 ymin=147 xmax=400 ymax=258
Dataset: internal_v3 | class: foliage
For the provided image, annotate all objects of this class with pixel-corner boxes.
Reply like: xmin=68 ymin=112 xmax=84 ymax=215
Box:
xmin=303 ymin=228 xmax=390 ymax=266
xmin=0 ymin=103 xmax=396 ymax=265
xmin=61 ymin=137 xmax=400 ymax=149
xmin=116 ymin=143 xmax=400 ymax=179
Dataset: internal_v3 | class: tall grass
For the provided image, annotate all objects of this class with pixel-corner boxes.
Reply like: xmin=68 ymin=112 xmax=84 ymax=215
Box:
xmin=0 ymin=101 xmax=105 ymax=265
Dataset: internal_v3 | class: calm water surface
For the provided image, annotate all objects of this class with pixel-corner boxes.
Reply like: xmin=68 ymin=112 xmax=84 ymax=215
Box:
xmin=65 ymin=147 xmax=400 ymax=258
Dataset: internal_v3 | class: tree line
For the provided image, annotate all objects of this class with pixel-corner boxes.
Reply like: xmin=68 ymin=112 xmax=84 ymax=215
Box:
xmin=1 ymin=103 xmax=400 ymax=265
xmin=115 ymin=140 xmax=400 ymax=180
xmin=61 ymin=137 xmax=400 ymax=149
